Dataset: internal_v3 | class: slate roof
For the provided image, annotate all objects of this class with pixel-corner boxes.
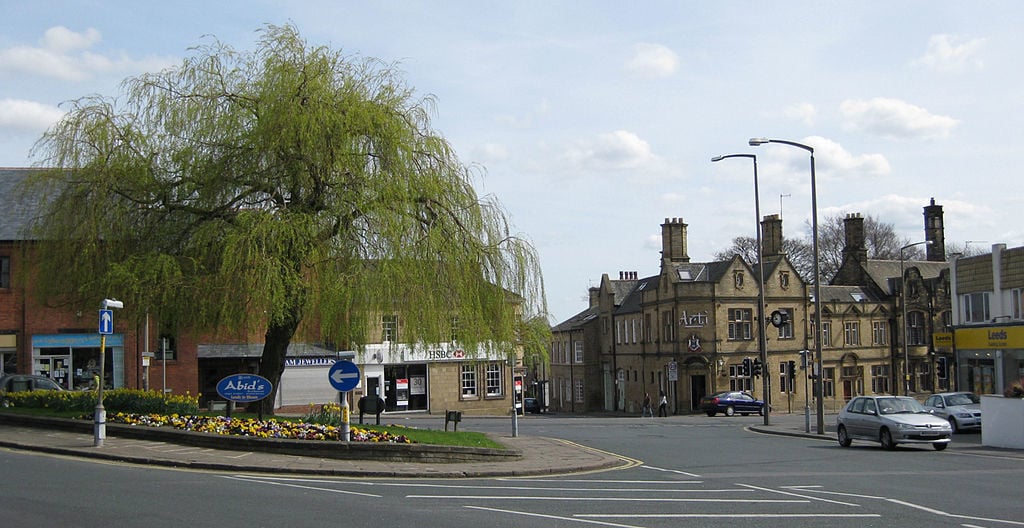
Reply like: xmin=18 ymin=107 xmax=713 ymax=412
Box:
xmin=551 ymin=306 xmax=599 ymax=332
xmin=0 ymin=168 xmax=45 ymax=242
xmin=816 ymin=284 xmax=881 ymax=303
xmin=864 ymin=259 xmax=949 ymax=296
xmin=197 ymin=342 xmax=339 ymax=359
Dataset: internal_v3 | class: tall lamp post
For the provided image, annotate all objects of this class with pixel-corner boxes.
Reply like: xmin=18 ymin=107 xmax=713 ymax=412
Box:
xmin=900 ymin=240 xmax=931 ymax=396
xmin=712 ymin=153 xmax=770 ymax=426
xmin=95 ymin=298 xmax=123 ymax=447
xmin=748 ymin=137 xmax=824 ymax=435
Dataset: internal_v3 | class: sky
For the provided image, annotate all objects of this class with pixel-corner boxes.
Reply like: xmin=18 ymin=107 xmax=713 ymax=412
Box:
xmin=2 ymin=1 xmax=1023 ymax=325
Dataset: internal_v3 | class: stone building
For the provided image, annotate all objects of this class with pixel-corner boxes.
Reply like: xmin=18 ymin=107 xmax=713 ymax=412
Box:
xmin=551 ymin=199 xmax=960 ymax=416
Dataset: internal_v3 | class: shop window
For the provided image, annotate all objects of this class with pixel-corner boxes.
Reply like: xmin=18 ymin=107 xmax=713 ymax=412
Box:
xmin=382 ymin=315 xmax=398 ymax=342
xmin=460 ymin=364 xmax=477 ymax=398
xmin=907 ymin=311 xmax=926 ymax=345
xmin=871 ymin=365 xmax=890 ymax=394
xmin=871 ymin=321 xmax=888 ymax=345
xmin=728 ymin=308 xmax=752 ymax=340
xmin=485 ymin=363 xmax=502 ymax=397
xmin=962 ymin=292 xmax=990 ymax=323
xmin=158 ymin=334 xmax=177 ymax=361
xmin=0 ymin=256 xmax=9 ymax=289
xmin=844 ymin=322 xmax=860 ymax=346
xmin=776 ymin=308 xmax=794 ymax=339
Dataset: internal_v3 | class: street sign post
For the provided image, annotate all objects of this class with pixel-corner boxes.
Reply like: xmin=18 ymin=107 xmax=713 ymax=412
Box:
xmin=328 ymin=360 xmax=361 ymax=441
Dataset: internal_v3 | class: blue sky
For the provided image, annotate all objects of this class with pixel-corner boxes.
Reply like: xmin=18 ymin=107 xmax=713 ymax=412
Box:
xmin=2 ymin=2 xmax=1022 ymax=324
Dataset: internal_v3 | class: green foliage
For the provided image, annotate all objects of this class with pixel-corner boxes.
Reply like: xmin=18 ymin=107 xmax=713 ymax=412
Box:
xmin=1 ymin=389 xmax=199 ymax=415
xmin=22 ymin=23 xmax=547 ymax=413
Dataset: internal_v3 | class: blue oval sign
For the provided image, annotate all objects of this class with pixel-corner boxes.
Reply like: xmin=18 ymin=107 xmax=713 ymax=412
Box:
xmin=216 ymin=374 xmax=273 ymax=403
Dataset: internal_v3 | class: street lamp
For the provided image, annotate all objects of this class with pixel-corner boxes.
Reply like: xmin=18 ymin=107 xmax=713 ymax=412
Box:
xmin=900 ymin=240 xmax=932 ymax=396
xmin=748 ymin=137 xmax=825 ymax=435
xmin=711 ymin=153 xmax=770 ymax=426
xmin=95 ymin=298 xmax=123 ymax=447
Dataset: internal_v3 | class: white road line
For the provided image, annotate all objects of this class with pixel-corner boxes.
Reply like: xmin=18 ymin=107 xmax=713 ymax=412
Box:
xmin=576 ymin=513 xmax=881 ymax=519
xmin=886 ymin=498 xmax=1024 ymax=526
xmin=641 ymin=465 xmax=702 ymax=477
xmin=407 ymin=495 xmax=805 ymax=503
xmin=505 ymin=478 xmax=703 ymax=484
xmin=464 ymin=505 xmax=643 ymax=528
xmin=221 ymin=475 xmax=381 ymax=497
xmin=736 ymin=483 xmax=861 ymax=507
xmin=781 ymin=485 xmax=887 ymax=500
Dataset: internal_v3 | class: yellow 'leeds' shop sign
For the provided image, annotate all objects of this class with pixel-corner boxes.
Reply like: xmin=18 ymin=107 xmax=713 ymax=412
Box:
xmin=954 ymin=326 xmax=1024 ymax=349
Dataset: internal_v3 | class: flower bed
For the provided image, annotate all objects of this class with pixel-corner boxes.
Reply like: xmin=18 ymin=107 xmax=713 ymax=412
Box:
xmin=109 ymin=412 xmax=412 ymax=443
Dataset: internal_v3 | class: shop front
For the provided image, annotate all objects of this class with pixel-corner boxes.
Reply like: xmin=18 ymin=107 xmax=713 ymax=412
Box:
xmin=954 ymin=325 xmax=1024 ymax=395
xmin=32 ymin=333 xmax=124 ymax=390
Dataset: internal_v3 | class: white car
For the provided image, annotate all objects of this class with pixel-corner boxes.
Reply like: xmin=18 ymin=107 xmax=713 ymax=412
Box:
xmin=837 ymin=396 xmax=952 ymax=451
xmin=923 ymin=392 xmax=981 ymax=433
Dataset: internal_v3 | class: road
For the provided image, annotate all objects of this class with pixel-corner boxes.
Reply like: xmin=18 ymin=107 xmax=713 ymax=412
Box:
xmin=1 ymin=413 xmax=1021 ymax=527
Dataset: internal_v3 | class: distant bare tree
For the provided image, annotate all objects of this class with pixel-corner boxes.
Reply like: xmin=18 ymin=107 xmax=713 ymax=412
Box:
xmin=716 ymin=213 xmax=927 ymax=284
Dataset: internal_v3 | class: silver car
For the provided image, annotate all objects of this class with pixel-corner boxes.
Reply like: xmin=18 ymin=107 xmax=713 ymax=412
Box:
xmin=837 ymin=395 xmax=952 ymax=451
xmin=923 ymin=392 xmax=981 ymax=433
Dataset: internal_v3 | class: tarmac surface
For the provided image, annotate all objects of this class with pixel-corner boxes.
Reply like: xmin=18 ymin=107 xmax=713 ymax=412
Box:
xmin=1 ymin=411 xmax=1020 ymax=477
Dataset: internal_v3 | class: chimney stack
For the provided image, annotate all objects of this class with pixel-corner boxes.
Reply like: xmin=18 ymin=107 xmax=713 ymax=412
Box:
xmin=761 ymin=214 xmax=784 ymax=257
xmin=923 ymin=198 xmax=946 ymax=262
xmin=661 ymin=217 xmax=690 ymax=263
xmin=843 ymin=213 xmax=868 ymax=265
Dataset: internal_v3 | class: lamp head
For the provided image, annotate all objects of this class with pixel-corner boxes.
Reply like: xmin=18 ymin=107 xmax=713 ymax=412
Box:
xmin=102 ymin=299 xmax=124 ymax=310
xmin=711 ymin=155 xmax=725 ymax=162
xmin=748 ymin=137 xmax=770 ymax=146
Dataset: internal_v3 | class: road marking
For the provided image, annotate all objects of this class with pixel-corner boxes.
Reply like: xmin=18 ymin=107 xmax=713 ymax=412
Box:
xmin=886 ymin=498 xmax=1024 ymax=526
xmin=465 ymin=505 xmax=642 ymax=528
xmin=221 ymin=475 xmax=381 ymax=497
xmin=407 ymin=495 xmax=805 ymax=503
xmin=737 ymin=483 xmax=861 ymax=506
xmin=507 ymin=478 xmax=703 ymax=484
xmin=577 ymin=513 xmax=880 ymax=519
xmin=642 ymin=465 xmax=702 ymax=477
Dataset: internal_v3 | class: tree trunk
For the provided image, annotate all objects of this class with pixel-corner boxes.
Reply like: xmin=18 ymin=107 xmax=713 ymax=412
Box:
xmin=253 ymin=316 xmax=300 ymax=416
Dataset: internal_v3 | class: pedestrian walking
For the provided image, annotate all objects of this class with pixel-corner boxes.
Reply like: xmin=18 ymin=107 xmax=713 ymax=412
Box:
xmin=642 ymin=392 xmax=653 ymax=417
xmin=658 ymin=390 xmax=668 ymax=417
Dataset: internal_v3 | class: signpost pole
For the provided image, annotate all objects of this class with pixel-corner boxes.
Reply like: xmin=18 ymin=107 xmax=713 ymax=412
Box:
xmin=341 ymin=391 xmax=351 ymax=442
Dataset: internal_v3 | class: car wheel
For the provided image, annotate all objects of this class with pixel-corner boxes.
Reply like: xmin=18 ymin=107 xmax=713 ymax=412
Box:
xmin=948 ymin=417 xmax=958 ymax=434
xmin=880 ymin=428 xmax=896 ymax=450
xmin=758 ymin=407 xmax=765 ymax=416
xmin=705 ymin=411 xmax=716 ymax=417
xmin=725 ymin=406 xmax=735 ymax=417
xmin=837 ymin=425 xmax=852 ymax=447
xmin=933 ymin=442 xmax=948 ymax=451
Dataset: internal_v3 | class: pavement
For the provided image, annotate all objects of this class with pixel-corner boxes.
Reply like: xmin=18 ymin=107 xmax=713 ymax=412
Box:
xmin=1 ymin=411 xmax=1020 ymax=477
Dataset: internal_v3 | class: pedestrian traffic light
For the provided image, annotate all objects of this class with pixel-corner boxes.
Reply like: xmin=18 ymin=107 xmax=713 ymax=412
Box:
xmin=752 ymin=358 xmax=762 ymax=377
xmin=937 ymin=356 xmax=949 ymax=379
xmin=741 ymin=358 xmax=751 ymax=377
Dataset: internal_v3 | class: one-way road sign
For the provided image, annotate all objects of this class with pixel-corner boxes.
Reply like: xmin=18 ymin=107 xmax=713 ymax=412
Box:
xmin=328 ymin=360 xmax=360 ymax=392
xmin=99 ymin=309 xmax=113 ymax=335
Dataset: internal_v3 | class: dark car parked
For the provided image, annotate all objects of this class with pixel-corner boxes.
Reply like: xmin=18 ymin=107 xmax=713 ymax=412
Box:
xmin=0 ymin=374 xmax=65 ymax=406
xmin=700 ymin=391 xmax=765 ymax=416
xmin=523 ymin=397 xmax=541 ymax=414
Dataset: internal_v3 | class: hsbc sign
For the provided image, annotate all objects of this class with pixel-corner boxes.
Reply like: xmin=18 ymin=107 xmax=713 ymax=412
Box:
xmin=423 ymin=349 xmax=466 ymax=361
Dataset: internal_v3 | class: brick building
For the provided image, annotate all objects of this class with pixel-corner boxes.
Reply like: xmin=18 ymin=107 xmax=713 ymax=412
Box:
xmin=1 ymin=168 xmax=522 ymax=416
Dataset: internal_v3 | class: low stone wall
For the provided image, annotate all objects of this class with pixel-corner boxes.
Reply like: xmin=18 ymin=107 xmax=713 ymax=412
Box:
xmin=0 ymin=413 xmax=521 ymax=464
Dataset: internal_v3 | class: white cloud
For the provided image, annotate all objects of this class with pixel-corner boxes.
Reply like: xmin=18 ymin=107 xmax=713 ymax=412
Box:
xmin=0 ymin=27 xmax=177 ymax=81
xmin=625 ymin=43 xmax=678 ymax=78
xmin=839 ymin=97 xmax=958 ymax=140
xmin=810 ymin=135 xmax=891 ymax=176
xmin=563 ymin=130 xmax=655 ymax=171
xmin=913 ymin=34 xmax=986 ymax=73
xmin=41 ymin=26 xmax=102 ymax=53
xmin=0 ymin=98 xmax=65 ymax=132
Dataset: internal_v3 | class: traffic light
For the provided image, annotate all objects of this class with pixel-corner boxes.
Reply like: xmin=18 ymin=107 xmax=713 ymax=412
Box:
xmin=937 ymin=357 xmax=949 ymax=379
xmin=752 ymin=358 xmax=762 ymax=377
xmin=741 ymin=358 xmax=751 ymax=377
xmin=788 ymin=360 xmax=796 ymax=384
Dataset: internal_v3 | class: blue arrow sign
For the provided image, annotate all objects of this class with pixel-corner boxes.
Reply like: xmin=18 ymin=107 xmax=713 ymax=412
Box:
xmin=98 ymin=309 xmax=113 ymax=335
xmin=328 ymin=360 xmax=361 ymax=392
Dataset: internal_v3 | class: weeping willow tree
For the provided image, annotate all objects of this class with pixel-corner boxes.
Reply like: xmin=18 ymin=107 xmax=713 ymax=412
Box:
xmin=24 ymin=24 xmax=548 ymax=413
